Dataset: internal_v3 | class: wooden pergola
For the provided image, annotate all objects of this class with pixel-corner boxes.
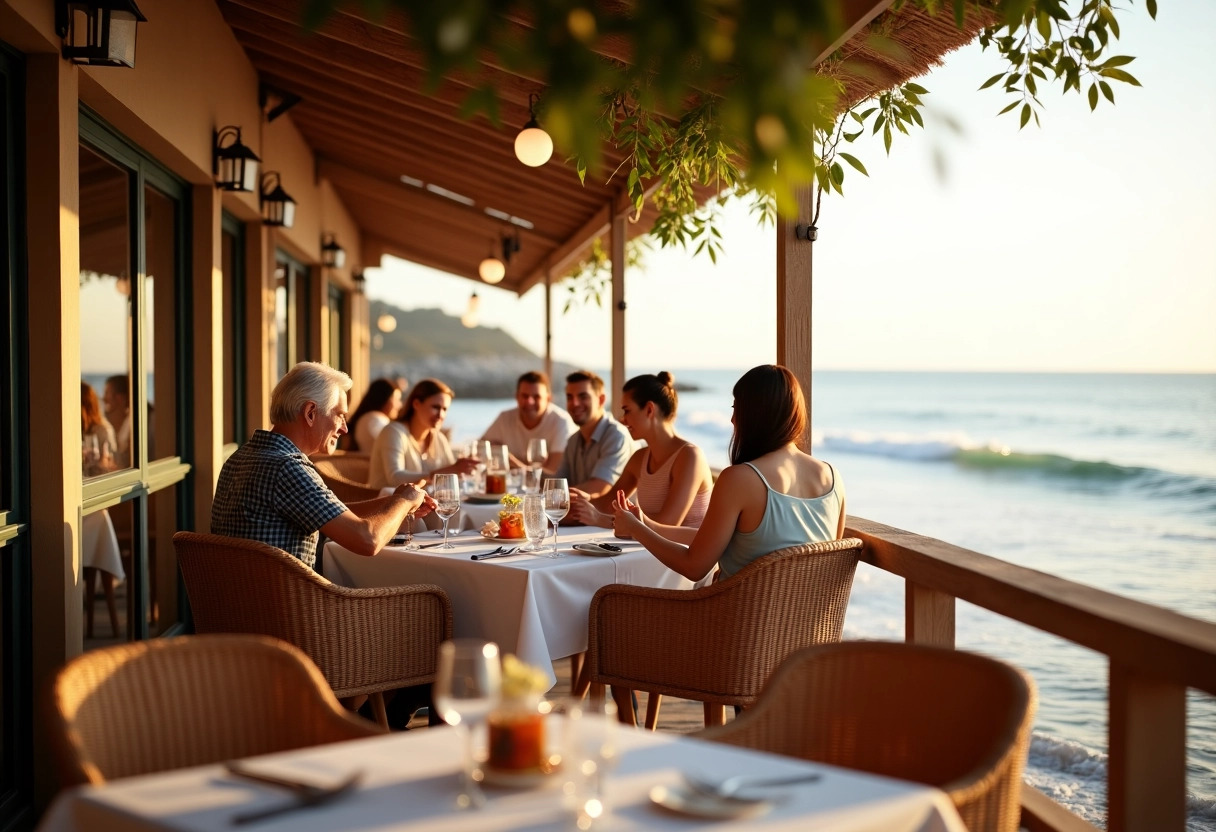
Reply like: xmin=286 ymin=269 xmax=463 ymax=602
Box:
xmin=218 ymin=0 xmax=989 ymax=400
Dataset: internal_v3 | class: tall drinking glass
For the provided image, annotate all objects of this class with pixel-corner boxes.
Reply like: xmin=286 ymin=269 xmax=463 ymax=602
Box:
xmin=526 ymin=438 xmax=548 ymax=468
xmin=523 ymin=465 xmax=543 ymax=495
xmin=521 ymin=494 xmax=547 ymax=553
xmin=472 ymin=441 xmax=491 ymax=494
xmin=434 ymin=640 xmax=502 ymax=809
xmin=432 ymin=473 xmax=461 ymax=549
xmin=542 ymin=478 xmax=570 ymax=558
xmin=563 ymin=697 xmax=618 ymax=829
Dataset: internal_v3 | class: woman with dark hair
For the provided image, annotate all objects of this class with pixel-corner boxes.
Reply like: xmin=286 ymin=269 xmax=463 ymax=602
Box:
xmin=569 ymin=371 xmax=713 ymax=529
xmin=612 ymin=364 xmax=845 ymax=581
xmin=368 ymin=378 xmax=478 ymax=488
xmin=345 ymin=378 xmax=401 ymax=452
xmin=81 ymin=381 xmax=117 ymax=476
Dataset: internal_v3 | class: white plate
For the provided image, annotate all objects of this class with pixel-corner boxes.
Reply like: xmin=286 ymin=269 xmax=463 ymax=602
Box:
xmin=479 ymin=534 xmax=532 ymax=544
xmin=648 ymin=785 xmax=774 ymax=820
xmin=480 ymin=763 xmax=561 ymax=789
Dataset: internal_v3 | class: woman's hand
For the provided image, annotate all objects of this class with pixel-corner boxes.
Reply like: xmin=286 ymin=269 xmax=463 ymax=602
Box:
xmin=611 ymin=490 xmax=645 ymax=538
xmin=447 ymin=456 xmax=479 ymax=476
xmin=569 ymin=489 xmax=609 ymax=527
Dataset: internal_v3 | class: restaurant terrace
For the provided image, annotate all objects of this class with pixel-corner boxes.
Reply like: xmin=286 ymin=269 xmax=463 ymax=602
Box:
xmin=0 ymin=1 xmax=1212 ymax=830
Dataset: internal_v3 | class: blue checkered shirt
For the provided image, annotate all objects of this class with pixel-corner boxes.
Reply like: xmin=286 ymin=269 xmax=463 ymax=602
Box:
xmin=211 ymin=430 xmax=348 ymax=568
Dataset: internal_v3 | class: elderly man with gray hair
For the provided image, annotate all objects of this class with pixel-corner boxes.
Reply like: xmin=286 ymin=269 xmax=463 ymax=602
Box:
xmin=212 ymin=361 xmax=434 ymax=568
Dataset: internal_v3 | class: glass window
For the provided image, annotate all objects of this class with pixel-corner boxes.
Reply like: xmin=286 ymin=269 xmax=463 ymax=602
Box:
xmin=79 ymin=113 xmax=190 ymax=648
xmin=144 ymin=183 xmax=178 ymax=462
xmin=78 ymin=144 xmax=133 ymax=476
xmin=327 ymin=283 xmax=345 ymax=371
xmin=274 ymin=252 xmax=309 ymax=380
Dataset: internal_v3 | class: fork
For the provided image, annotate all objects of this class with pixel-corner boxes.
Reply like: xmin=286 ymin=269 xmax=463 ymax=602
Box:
xmin=682 ymin=771 xmax=822 ymax=801
xmin=471 ymin=546 xmax=523 ymax=561
xmin=229 ymin=768 xmax=363 ymax=825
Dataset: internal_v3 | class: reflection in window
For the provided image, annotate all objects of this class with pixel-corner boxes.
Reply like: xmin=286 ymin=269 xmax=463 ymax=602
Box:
xmin=274 ymin=253 xmax=309 ymax=381
xmin=274 ymin=263 xmax=289 ymax=382
xmin=327 ymin=284 xmax=345 ymax=372
xmin=144 ymin=184 xmax=177 ymax=461
xmin=78 ymin=144 xmax=133 ymax=477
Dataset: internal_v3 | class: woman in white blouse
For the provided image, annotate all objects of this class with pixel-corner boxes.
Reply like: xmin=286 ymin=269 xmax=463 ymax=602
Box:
xmin=369 ymin=378 xmax=478 ymax=488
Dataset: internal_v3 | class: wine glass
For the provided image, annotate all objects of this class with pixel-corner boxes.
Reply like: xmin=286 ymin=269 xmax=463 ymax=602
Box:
xmin=521 ymin=494 xmax=547 ymax=553
xmin=542 ymin=478 xmax=570 ymax=558
xmin=432 ymin=473 xmax=461 ymax=549
xmin=526 ymin=438 xmax=548 ymax=468
xmin=471 ymin=441 xmax=491 ymax=494
xmin=434 ymin=640 xmax=502 ymax=810
xmin=563 ymin=697 xmax=618 ymax=828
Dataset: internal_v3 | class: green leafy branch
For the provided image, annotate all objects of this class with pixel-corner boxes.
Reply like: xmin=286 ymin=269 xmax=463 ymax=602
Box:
xmin=977 ymin=0 xmax=1150 ymax=125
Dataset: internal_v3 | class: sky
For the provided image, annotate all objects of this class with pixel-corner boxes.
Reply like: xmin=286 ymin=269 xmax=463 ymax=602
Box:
xmin=367 ymin=3 xmax=1216 ymax=374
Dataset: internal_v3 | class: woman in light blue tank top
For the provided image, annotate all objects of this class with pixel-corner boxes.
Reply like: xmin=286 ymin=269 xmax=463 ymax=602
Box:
xmin=612 ymin=365 xmax=845 ymax=581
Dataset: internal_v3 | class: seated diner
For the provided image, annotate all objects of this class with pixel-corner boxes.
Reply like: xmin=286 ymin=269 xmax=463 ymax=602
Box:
xmin=369 ymin=378 xmax=478 ymax=488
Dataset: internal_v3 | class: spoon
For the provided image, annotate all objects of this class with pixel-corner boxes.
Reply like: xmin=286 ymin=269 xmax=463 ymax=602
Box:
xmin=682 ymin=771 xmax=822 ymax=801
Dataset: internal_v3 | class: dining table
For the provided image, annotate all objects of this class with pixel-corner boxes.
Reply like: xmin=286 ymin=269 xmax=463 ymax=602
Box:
xmin=37 ymin=715 xmax=969 ymax=832
xmin=323 ymin=525 xmax=702 ymax=689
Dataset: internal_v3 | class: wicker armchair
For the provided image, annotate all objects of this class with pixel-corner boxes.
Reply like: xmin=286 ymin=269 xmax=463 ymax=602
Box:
xmin=50 ymin=634 xmax=383 ymax=786
xmin=310 ymin=454 xmax=379 ymax=503
xmin=173 ymin=532 xmax=452 ymax=728
xmin=584 ymin=537 xmax=862 ymax=727
xmin=698 ymin=641 xmax=1037 ymax=832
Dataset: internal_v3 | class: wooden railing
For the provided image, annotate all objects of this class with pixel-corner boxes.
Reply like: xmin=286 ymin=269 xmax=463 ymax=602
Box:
xmin=845 ymin=516 xmax=1216 ymax=832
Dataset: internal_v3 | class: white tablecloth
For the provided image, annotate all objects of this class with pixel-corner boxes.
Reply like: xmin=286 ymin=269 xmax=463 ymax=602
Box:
xmin=81 ymin=509 xmax=125 ymax=580
xmin=38 ymin=719 xmax=968 ymax=832
xmin=323 ymin=527 xmax=697 ymax=688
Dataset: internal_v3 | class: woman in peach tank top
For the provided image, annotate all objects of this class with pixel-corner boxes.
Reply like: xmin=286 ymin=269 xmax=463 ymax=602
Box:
xmin=568 ymin=371 xmax=713 ymax=530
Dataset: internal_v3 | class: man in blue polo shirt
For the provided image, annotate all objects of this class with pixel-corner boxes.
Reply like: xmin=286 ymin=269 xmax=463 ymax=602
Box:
xmin=555 ymin=369 xmax=633 ymax=500
xmin=213 ymin=361 xmax=434 ymax=568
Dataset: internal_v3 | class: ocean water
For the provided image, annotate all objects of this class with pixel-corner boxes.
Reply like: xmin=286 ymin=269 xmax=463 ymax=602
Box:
xmin=442 ymin=370 xmax=1216 ymax=830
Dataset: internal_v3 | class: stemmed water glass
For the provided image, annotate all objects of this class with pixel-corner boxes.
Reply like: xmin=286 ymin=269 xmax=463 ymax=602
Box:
xmin=526 ymin=438 xmax=548 ymax=468
xmin=432 ymin=473 xmax=461 ymax=549
xmin=434 ymin=640 xmax=502 ymax=810
xmin=521 ymin=494 xmax=547 ymax=553
xmin=542 ymin=478 xmax=569 ymax=557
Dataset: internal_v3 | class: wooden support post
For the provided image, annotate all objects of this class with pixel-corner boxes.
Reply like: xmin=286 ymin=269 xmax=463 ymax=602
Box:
xmin=776 ymin=183 xmax=814 ymax=446
xmin=544 ymin=268 xmax=553 ymax=383
xmin=905 ymin=582 xmax=955 ymax=647
xmin=610 ymin=213 xmax=626 ymax=406
xmin=1108 ymin=662 xmax=1185 ymax=831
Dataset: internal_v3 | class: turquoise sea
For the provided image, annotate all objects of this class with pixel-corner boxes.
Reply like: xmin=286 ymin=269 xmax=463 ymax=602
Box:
xmin=442 ymin=370 xmax=1216 ymax=830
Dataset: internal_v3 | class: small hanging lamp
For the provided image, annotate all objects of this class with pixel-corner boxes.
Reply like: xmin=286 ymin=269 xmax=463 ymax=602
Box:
xmin=461 ymin=291 xmax=481 ymax=328
xmin=514 ymin=93 xmax=554 ymax=168
xmin=478 ymin=236 xmax=505 ymax=284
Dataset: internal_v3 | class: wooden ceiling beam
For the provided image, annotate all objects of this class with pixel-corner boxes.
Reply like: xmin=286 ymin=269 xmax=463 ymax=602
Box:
xmin=299 ymin=120 xmax=595 ymax=233
xmin=293 ymin=105 xmax=602 ymax=220
xmin=318 ymin=157 xmax=566 ymax=247
xmin=244 ymin=57 xmax=609 ymax=201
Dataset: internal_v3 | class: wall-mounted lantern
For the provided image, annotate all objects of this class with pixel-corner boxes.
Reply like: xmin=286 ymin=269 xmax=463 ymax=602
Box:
xmin=56 ymin=0 xmax=147 ymax=68
xmin=212 ymin=126 xmax=260 ymax=192
xmin=321 ymin=234 xmax=346 ymax=269
xmin=260 ymin=171 xmax=296 ymax=228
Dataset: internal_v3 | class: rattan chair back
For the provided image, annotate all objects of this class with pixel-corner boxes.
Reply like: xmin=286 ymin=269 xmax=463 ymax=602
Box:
xmin=50 ymin=634 xmax=383 ymax=786
xmin=310 ymin=454 xmax=378 ymax=503
xmin=173 ymin=532 xmax=451 ymax=700
xmin=588 ymin=538 xmax=862 ymax=712
xmin=699 ymin=641 xmax=1036 ymax=832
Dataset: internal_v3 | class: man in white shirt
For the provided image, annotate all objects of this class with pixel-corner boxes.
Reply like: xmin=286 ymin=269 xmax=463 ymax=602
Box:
xmin=481 ymin=371 xmax=576 ymax=473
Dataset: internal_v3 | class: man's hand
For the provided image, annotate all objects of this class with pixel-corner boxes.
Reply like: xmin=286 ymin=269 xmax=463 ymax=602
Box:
xmin=568 ymin=488 xmax=606 ymax=526
xmin=394 ymin=483 xmax=437 ymax=518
